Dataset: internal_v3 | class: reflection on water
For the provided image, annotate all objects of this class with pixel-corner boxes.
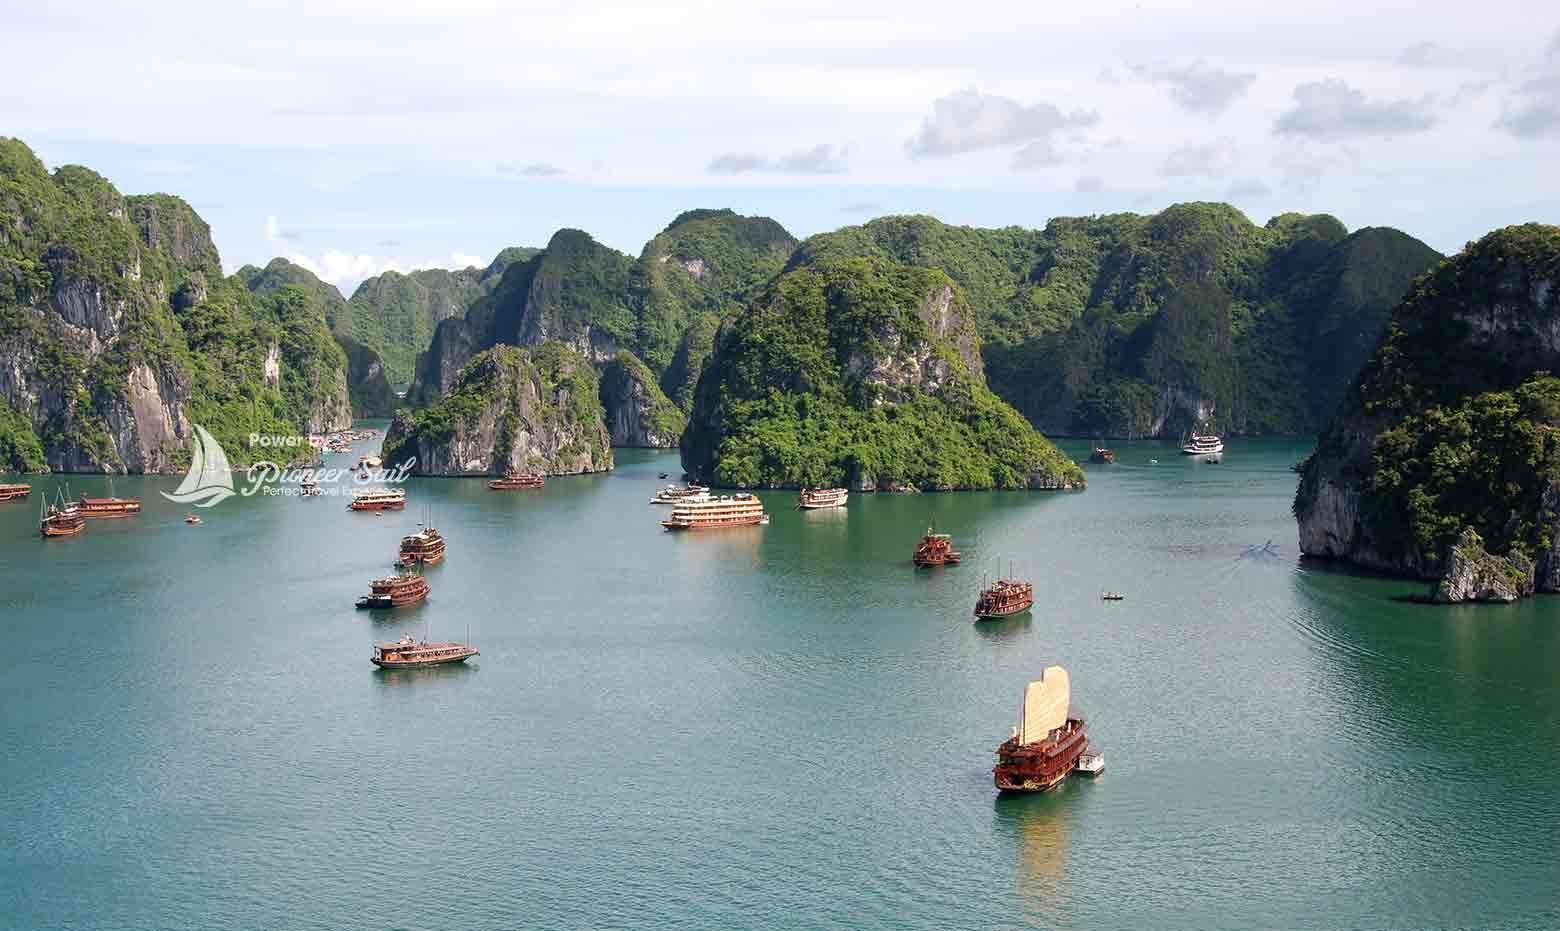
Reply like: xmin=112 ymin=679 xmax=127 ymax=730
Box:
xmin=373 ymin=662 xmax=477 ymax=687
xmin=994 ymin=782 xmax=1080 ymax=927
xmin=973 ymin=613 xmax=1032 ymax=641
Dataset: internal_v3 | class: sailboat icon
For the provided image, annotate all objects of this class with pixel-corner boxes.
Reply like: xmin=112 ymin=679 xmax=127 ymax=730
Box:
xmin=161 ymin=424 xmax=236 ymax=507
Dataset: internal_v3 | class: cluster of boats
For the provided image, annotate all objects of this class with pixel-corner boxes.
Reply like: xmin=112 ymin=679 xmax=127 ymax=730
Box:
xmin=353 ymin=518 xmax=476 ymax=669
xmin=1089 ymin=430 xmax=1226 ymax=466
xmin=24 ymin=485 xmax=144 ymax=538
xmin=323 ymin=428 xmax=377 ymax=456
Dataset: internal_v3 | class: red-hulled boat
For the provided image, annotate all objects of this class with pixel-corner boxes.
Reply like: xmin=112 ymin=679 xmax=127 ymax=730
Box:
xmin=488 ymin=470 xmax=545 ymax=490
xmin=0 ymin=483 xmax=31 ymax=501
xmin=974 ymin=577 xmax=1034 ymax=620
xmin=912 ymin=527 xmax=961 ymax=567
xmin=40 ymin=497 xmax=86 ymax=538
xmin=79 ymin=494 xmax=141 ymax=518
xmin=994 ymin=666 xmax=1090 ymax=793
xmin=355 ymin=572 xmax=429 ymax=609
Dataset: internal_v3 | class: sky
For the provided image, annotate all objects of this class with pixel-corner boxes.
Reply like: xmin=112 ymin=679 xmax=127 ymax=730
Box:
xmin=4 ymin=0 xmax=1558 ymax=295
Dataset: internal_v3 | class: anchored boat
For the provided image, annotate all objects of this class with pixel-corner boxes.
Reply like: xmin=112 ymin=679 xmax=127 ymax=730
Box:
xmin=993 ymin=666 xmax=1091 ymax=793
xmin=0 ymin=483 xmax=32 ymax=501
xmin=79 ymin=494 xmax=142 ymax=518
xmin=797 ymin=487 xmax=848 ymax=510
xmin=355 ymin=572 xmax=429 ymax=609
xmin=488 ymin=470 xmax=545 ymax=490
xmin=649 ymin=483 xmax=708 ymax=504
xmin=1181 ymin=431 xmax=1224 ymax=456
xmin=39 ymin=493 xmax=86 ymax=538
xmin=912 ymin=527 xmax=961 ymax=567
xmin=975 ymin=575 xmax=1034 ymax=620
xmin=397 ymin=527 xmax=446 ymax=567
xmin=348 ymin=487 xmax=406 ymax=511
xmin=1089 ymin=448 xmax=1116 ymax=464
xmin=661 ymin=493 xmax=768 ymax=530
xmin=371 ymin=634 xmax=477 ymax=668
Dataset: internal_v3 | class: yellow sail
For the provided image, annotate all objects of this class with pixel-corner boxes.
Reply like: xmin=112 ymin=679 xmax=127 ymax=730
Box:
xmin=1019 ymin=666 xmax=1070 ymax=746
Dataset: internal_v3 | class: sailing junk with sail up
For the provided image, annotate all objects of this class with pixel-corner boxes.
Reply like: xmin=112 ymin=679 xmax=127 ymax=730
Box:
xmin=993 ymin=665 xmax=1090 ymax=793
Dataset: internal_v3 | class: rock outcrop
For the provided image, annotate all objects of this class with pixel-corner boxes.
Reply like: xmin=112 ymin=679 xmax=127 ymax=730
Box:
xmin=598 ymin=352 xmax=684 ymax=448
xmin=1432 ymin=528 xmax=1535 ymax=603
xmin=336 ymin=334 xmax=399 ymax=418
xmin=680 ymin=257 xmax=1083 ymax=490
xmin=1296 ymin=224 xmax=1560 ymax=595
xmin=382 ymin=343 xmax=612 ymax=476
xmin=0 ymin=137 xmax=356 ymax=472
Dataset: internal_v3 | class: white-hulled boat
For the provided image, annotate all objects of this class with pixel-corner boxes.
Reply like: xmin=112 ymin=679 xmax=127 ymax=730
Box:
xmin=1181 ymin=432 xmax=1224 ymax=456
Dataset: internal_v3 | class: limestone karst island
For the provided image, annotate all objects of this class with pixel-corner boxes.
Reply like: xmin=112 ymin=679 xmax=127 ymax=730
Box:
xmin=2 ymin=3 xmax=1557 ymax=929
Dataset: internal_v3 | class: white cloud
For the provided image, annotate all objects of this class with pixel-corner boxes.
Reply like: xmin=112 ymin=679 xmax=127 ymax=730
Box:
xmin=285 ymin=250 xmax=485 ymax=290
xmin=707 ymin=144 xmax=848 ymax=174
xmin=905 ymin=88 xmax=1098 ymax=158
xmin=1162 ymin=138 xmax=1239 ymax=177
xmin=1496 ymin=30 xmax=1560 ymax=138
xmin=1131 ymin=61 xmax=1256 ymax=114
xmin=1274 ymin=79 xmax=1435 ymax=140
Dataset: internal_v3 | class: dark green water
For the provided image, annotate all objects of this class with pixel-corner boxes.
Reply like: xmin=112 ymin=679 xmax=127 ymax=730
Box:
xmin=2 ymin=434 xmax=1557 ymax=930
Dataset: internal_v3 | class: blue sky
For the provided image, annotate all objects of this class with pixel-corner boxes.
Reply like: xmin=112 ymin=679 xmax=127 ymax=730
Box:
xmin=6 ymin=0 xmax=1558 ymax=295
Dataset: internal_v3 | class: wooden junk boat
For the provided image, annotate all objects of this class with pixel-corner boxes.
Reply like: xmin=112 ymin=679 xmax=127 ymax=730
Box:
xmin=994 ymin=665 xmax=1091 ymax=793
xmin=355 ymin=572 xmax=430 ymax=609
xmin=488 ymin=470 xmax=545 ymax=490
xmin=348 ymin=487 xmax=406 ymax=511
xmin=0 ymin=483 xmax=32 ymax=501
xmin=1089 ymin=448 xmax=1116 ymax=464
xmin=975 ymin=575 xmax=1034 ymax=620
xmin=797 ymin=487 xmax=848 ymax=510
xmin=661 ymin=493 xmax=768 ymax=530
xmin=39 ymin=495 xmax=86 ymax=538
xmin=79 ymin=494 xmax=142 ymax=518
xmin=912 ymin=527 xmax=961 ymax=567
xmin=371 ymin=633 xmax=477 ymax=668
xmin=397 ymin=527 xmax=446 ymax=567
xmin=649 ymin=483 xmax=708 ymax=504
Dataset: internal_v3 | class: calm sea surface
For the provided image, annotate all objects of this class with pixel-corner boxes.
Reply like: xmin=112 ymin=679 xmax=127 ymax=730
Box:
xmin=2 ymin=432 xmax=1557 ymax=931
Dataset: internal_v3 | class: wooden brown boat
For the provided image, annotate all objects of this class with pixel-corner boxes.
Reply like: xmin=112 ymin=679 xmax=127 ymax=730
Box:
xmin=1089 ymin=448 xmax=1116 ymax=464
xmin=79 ymin=495 xmax=141 ymax=518
xmin=994 ymin=666 xmax=1090 ymax=793
xmin=0 ymin=483 xmax=32 ymax=501
xmin=355 ymin=572 xmax=429 ymax=609
xmin=397 ymin=527 xmax=446 ymax=567
xmin=974 ymin=576 xmax=1034 ymax=620
xmin=371 ymin=634 xmax=477 ymax=668
xmin=912 ymin=527 xmax=961 ymax=567
xmin=488 ymin=470 xmax=545 ymax=490
xmin=797 ymin=487 xmax=848 ymax=510
xmin=40 ymin=497 xmax=86 ymax=538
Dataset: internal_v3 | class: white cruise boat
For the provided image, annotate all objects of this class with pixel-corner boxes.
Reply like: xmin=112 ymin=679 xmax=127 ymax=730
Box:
xmin=1180 ymin=432 xmax=1224 ymax=456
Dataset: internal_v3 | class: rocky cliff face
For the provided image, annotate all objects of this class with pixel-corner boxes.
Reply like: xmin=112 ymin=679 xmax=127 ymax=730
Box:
xmin=598 ymin=352 xmax=684 ymax=447
xmin=336 ymin=334 xmax=399 ymax=418
xmin=681 ymin=257 xmax=1083 ymax=490
xmin=382 ymin=343 xmax=612 ymax=476
xmin=1295 ymin=225 xmax=1560 ymax=596
xmin=0 ymin=137 xmax=356 ymax=472
xmin=1432 ymin=528 xmax=1535 ymax=603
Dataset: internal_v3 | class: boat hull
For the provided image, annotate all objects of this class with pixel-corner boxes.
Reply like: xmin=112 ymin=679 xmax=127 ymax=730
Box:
xmin=975 ymin=601 xmax=1033 ymax=620
xmin=40 ymin=521 xmax=85 ymax=538
xmin=349 ymin=499 xmax=405 ymax=511
xmin=994 ymin=720 xmax=1089 ymax=793
xmin=661 ymin=515 xmax=769 ymax=530
xmin=80 ymin=500 xmax=141 ymax=518
xmin=371 ymin=650 xmax=477 ymax=668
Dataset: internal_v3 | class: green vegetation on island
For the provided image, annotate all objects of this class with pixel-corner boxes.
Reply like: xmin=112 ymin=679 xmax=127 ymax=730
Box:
xmin=681 ymin=257 xmax=1083 ymax=490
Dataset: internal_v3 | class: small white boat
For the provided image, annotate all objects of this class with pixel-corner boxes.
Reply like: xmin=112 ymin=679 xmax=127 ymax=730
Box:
xmin=1076 ymin=750 xmax=1105 ymax=775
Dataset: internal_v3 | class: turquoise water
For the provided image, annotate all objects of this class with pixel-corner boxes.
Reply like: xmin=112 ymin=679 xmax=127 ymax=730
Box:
xmin=2 ymin=435 xmax=1557 ymax=930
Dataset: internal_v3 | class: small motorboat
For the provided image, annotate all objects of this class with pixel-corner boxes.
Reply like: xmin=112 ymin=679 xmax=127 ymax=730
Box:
xmin=1077 ymin=749 xmax=1105 ymax=775
xmin=1101 ymin=591 xmax=1124 ymax=601
xmin=184 ymin=513 xmax=202 ymax=525
xmin=658 ymin=472 xmax=669 ymax=479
